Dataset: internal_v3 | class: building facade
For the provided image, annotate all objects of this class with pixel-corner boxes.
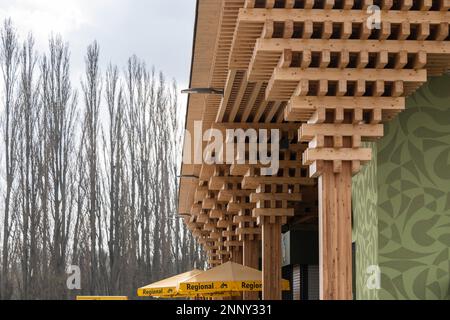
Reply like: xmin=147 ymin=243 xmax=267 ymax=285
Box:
xmin=179 ymin=0 xmax=450 ymax=300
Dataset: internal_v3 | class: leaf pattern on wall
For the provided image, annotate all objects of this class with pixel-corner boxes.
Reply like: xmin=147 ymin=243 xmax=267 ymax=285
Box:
xmin=377 ymin=75 xmax=450 ymax=300
xmin=352 ymin=142 xmax=379 ymax=300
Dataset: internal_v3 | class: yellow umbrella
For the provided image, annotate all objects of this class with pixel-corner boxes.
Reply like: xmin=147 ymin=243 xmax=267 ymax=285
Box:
xmin=137 ymin=269 xmax=203 ymax=297
xmin=178 ymin=261 xmax=290 ymax=295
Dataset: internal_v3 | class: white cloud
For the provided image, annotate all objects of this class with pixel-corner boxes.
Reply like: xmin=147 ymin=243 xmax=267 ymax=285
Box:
xmin=0 ymin=0 xmax=196 ymax=92
xmin=0 ymin=0 xmax=102 ymax=44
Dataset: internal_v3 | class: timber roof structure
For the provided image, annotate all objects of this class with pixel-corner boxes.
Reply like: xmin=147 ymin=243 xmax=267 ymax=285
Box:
xmin=179 ymin=0 xmax=450 ymax=300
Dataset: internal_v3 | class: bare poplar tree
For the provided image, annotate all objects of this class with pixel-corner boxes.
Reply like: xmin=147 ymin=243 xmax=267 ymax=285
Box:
xmin=103 ymin=63 xmax=126 ymax=294
xmin=81 ymin=41 xmax=102 ymax=295
xmin=0 ymin=18 xmax=19 ymax=300
xmin=40 ymin=36 xmax=77 ymax=299
xmin=16 ymin=33 xmax=41 ymax=299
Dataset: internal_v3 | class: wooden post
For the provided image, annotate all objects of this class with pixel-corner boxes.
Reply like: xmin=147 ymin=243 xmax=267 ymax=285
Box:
xmin=262 ymin=217 xmax=282 ymax=300
xmin=243 ymin=239 xmax=259 ymax=300
xmin=232 ymin=247 xmax=243 ymax=264
xmin=231 ymin=247 xmax=244 ymax=300
xmin=318 ymin=161 xmax=353 ymax=300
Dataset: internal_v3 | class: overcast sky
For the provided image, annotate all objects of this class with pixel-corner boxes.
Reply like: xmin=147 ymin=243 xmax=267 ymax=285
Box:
xmin=0 ymin=0 xmax=197 ymax=104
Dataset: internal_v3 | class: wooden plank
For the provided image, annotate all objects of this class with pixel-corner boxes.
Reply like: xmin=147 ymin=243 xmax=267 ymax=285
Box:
xmin=228 ymin=72 xmax=248 ymax=122
xmin=255 ymin=38 xmax=450 ymax=55
xmin=300 ymin=124 xmax=384 ymax=141
xmin=243 ymin=176 xmax=316 ymax=189
xmin=244 ymin=0 xmax=255 ymax=8
xmin=191 ymin=203 xmax=202 ymax=216
xmin=231 ymin=160 xmax=307 ymax=176
xmin=216 ymin=70 xmax=238 ymax=122
xmin=238 ymin=8 xmax=450 ymax=24
xmin=236 ymin=228 xmax=261 ymax=235
xmin=241 ymin=82 xmax=263 ymax=122
xmin=202 ymin=197 xmax=217 ymax=210
xmin=253 ymin=208 xmax=294 ymax=218
xmin=271 ymin=68 xmax=427 ymax=83
xmin=209 ymin=176 xmax=243 ymax=190
xmin=212 ymin=122 xmax=300 ymax=131
xmin=199 ymin=164 xmax=216 ymax=181
xmin=218 ymin=189 xmax=251 ymax=202
xmin=223 ymin=229 xmax=235 ymax=238
xmin=288 ymin=96 xmax=405 ymax=112
xmin=265 ymin=101 xmax=282 ymax=123
xmin=217 ymin=220 xmax=233 ymax=229
xmin=440 ymin=0 xmax=450 ymax=10
xmin=228 ymin=202 xmax=255 ymax=212
xmin=253 ymin=101 xmax=269 ymax=123
xmin=210 ymin=209 xmax=226 ymax=219
xmin=250 ymin=193 xmax=302 ymax=202
xmin=234 ymin=215 xmax=255 ymax=223
xmin=197 ymin=213 xmax=209 ymax=224
xmin=224 ymin=241 xmax=243 ymax=247
xmin=194 ymin=186 xmax=209 ymax=202
xmin=303 ymin=148 xmax=373 ymax=165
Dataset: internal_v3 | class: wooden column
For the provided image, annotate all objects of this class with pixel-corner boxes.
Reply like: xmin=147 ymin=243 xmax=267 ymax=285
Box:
xmin=243 ymin=144 xmax=311 ymax=301
xmin=261 ymin=217 xmax=282 ymax=300
xmin=231 ymin=247 xmax=244 ymax=301
xmin=318 ymin=161 xmax=353 ymax=300
xmin=232 ymin=247 xmax=243 ymax=264
xmin=243 ymin=239 xmax=259 ymax=300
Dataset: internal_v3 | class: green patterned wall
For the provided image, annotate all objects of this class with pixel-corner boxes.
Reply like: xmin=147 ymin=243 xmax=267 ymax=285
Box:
xmin=353 ymin=74 xmax=450 ymax=300
xmin=377 ymin=75 xmax=450 ymax=300
xmin=352 ymin=142 xmax=379 ymax=300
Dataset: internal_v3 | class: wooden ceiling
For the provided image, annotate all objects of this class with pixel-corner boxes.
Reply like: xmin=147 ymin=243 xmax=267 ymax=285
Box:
xmin=180 ymin=0 xmax=450 ymax=265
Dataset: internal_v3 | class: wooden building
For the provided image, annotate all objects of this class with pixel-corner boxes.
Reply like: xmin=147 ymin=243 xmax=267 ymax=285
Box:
xmin=178 ymin=0 xmax=450 ymax=300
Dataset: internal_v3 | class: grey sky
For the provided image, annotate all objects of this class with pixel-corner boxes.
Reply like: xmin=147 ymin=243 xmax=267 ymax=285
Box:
xmin=0 ymin=0 xmax=197 ymax=99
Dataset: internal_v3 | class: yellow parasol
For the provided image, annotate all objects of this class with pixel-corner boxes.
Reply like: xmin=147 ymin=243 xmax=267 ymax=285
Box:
xmin=178 ymin=261 xmax=290 ymax=295
xmin=137 ymin=269 xmax=203 ymax=297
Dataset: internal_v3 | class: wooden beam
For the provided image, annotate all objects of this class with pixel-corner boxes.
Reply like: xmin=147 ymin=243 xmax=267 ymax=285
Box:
xmin=300 ymin=124 xmax=384 ymax=141
xmin=253 ymin=101 xmax=269 ymax=123
xmin=303 ymin=148 xmax=373 ymax=166
xmin=238 ymin=8 xmax=450 ymax=25
xmin=318 ymin=162 xmax=353 ymax=300
xmin=253 ymin=208 xmax=294 ymax=218
xmin=216 ymin=70 xmax=238 ymax=122
xmin=255 ymin=38 xmax=450 ymax=55
xmin=229 ymin=72 xmax=248 ymax=122
xmin=228 ymin=202 xmax=255 ymax=212
xmin=243 ymin=239 xmax=259 ymax=300
xmin=241 ymin=82 xmax=263 ymax=122
xmin=231 ymin=160 xmax=307 ymax=176
xmin=265 ymin=101 xmax=282 ymax=123
xmin=212 ymin=122 xmax=300 ymax=131
xmin=262 ymin=217 xmax=282 ymax=300
xmin=270 ymin=68 xmax=427 ymax=83
xmin=243 ymin=176 xmax=315 ymax=189
xmin=234 ymin=215 xmax=254 ymax=223
xmin=209 ymin=176 xmax=242 ymax=190
xmin=288 ymin=96 xmax=405 ymax=112
xmin=250 ymin=193 xmax=302 ymax=202
xmin=236 ymin=228 xmax=261 ymax=236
